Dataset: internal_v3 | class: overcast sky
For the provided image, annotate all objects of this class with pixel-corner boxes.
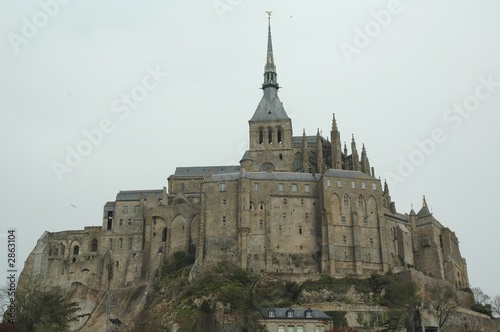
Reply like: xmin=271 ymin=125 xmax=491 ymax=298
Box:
xmin=1 ymin=1 xmax=499 ymax=298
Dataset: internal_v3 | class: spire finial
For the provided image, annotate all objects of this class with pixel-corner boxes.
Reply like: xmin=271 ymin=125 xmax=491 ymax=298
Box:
xmin=262 ymin=12 xmax=279 ymax=90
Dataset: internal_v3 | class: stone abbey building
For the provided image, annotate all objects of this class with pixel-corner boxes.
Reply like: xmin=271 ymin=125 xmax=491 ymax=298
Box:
xmin=24 ymin=17 xmax=469 ymax=297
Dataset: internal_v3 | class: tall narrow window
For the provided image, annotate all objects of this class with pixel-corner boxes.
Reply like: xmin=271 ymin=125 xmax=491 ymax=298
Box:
xmin=343 ymin=194 xmax=350 ymax=206
xmin=119 ymin=238 xmax=123 ymax=249
xmin=91 ymin=239 xmax=98 ymax=252
xmin=277 ymin=129 xmax=282 ymax=143
xmin=259 ymin=129 xmax=264 ymax=144
xmin=268 ymin=128 xmax=273 ymax=144
xmin=294 ymin=153 xmax=302 ymax=172
xmin=128 ymin=238 xmax=132 ymax=250
xmin=107 ymin=211 xmax=113 ymax=230
xmin=162 ymin=228 xmax=167 ymax=242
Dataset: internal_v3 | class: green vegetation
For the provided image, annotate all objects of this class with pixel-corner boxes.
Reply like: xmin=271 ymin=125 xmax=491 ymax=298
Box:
xmin=131 ymin=255 xmax=422 ymax=331
xmin=10 ymin=275 xmax=80 ymax=332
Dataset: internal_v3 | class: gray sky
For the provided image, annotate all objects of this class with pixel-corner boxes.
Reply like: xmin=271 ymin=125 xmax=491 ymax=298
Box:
xmin=1 ymin=1 xmax=499 ymax=298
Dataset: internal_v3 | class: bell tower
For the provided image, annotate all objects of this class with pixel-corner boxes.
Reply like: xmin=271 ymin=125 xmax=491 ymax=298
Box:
xmin=246 ymin=12 xmax=293 ymax=172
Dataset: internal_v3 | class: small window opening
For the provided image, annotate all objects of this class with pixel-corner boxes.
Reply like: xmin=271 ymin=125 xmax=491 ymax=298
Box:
xmin=91 ymin=239 xmax=98 ymax=252
xmin=277 ymin=129 xmax=282 ymax=143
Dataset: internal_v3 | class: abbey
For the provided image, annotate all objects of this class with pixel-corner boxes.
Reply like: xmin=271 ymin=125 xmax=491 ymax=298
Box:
xmin=22 ymin=17 xmax=469 ymax=297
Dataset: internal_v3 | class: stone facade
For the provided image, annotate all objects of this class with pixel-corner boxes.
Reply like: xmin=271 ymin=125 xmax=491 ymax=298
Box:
xmin=19 ymin=16 xmax=473 ymax=331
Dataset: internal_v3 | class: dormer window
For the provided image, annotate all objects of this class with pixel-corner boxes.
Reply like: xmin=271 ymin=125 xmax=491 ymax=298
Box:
xmin=305 ymin=308 xmax=313 ymax=318
xmin=268 ymin=309 xmax=275 ymax=318
xmin=286 ymin=309 xmax=294 ymax=318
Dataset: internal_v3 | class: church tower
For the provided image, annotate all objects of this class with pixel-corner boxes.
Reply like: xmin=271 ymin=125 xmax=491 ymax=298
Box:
xmin=245 ymin=13 xmax=294 ymax=172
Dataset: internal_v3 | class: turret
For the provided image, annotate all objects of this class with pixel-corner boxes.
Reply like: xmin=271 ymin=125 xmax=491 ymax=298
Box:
xmin=360 ymin=143 xmax=371 ymax=176
xmin=302 ymin=129 xmax=309 ymax=173
xmin=351 ymin=135 xmax=360 ymax=171
xmin=330 ymin=113 xmax=342 ymax=169
xmin=316 ymin=129 xmax=325 ymax=174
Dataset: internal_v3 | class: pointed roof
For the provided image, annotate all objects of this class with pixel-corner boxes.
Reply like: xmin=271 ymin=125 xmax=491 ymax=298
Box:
xmin=262 ymin=12 xmax=278 ymax=90
xmin=331 ymin=113 xmax=339 ymax=132
xmin=240 ymin=150 xmax=252 ymax=162
xmin=417 ymin=195 xmax=431 ymax=217
xmin=250 ymin=13 xmax=290 ymax=122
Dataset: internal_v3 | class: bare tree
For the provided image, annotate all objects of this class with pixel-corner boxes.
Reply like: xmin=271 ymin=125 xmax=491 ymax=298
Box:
xmin=471 ymin=287 xmax=491 ymax=305
xmin=426 ymin=282 xmax=459 ymax=330
xmin=491 ymin=295 xmax=500 ymax=318
xmin=453 ymin=315 xmax=493 ymax=332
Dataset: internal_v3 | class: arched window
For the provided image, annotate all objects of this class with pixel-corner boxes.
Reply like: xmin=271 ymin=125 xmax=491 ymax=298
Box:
xmin=277 ymin=128 xmax=282 ymax=143
xmin=109 ymin=238 xmax=113 ymax=250
xmin=343 ymin=194 xmax=350 ymax=207
xmin=162 ymin=228 xmax=167 ymax=242
xmin=268 ymin=128 xmax=273 ymax=144
xmin=128 ymin=238 xmax=133 ymax=250
xmin=91 ymin=239 xmax=98 ymax=252
xmin=258 ymin=129 xmax=264 ymax=144
xmin=73 ymin=245 xmax=79 ymax=255
xmin=294 ymin=153 xmax=302 ymax=172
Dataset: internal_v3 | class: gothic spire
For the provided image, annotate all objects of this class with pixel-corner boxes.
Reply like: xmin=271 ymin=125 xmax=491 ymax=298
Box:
xmin=351 ymin=134 xmax=360 ymax=171
xmin=360 ymin=143 xmax=371 ymax=175
xmin=262 ymin=12 xmax=279 ymax=90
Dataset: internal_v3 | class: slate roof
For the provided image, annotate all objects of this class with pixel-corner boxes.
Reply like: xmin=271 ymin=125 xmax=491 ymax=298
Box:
xmin=292 ymin=135 xmax=327 ymax=146
xmin=116 ymin=190 xmax=163 ymax=201
xmin=211 ymin=172 xmax=321 ymax=182
xmin=240 ymin=150 xmax=252 ymax=162
xmin=323 ymin=169 xmax=375 ymax=180
xmin=266 ymin=308 xmax=331 ymax=320
xmin=173 ymin=166 xmax=240 ymax=177
xmin=250 ymin=88 xmax=290 ymax=122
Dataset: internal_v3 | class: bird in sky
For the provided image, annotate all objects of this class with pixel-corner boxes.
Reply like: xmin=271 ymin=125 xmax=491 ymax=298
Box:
xmin=71 ymin=204 xmax=77 ymax=208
